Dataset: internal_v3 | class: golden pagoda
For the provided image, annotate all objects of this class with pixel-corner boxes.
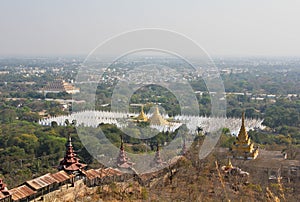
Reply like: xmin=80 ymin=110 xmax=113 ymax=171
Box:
xmin=149 ymin=105 xmax=169 ymax=126
xmin=231 ymin=112 xmax=259 ymax=160
xmin=136 ymin=105 xmax=149 ymax=122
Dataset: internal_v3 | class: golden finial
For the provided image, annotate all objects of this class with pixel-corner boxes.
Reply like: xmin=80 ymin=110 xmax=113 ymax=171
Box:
xmin=154 ymin=105 xmax=160 ymax=115
xmin=141 ymin=104 xmax=144 ymax=112
xmin=242 ymin=111 xmax=245 ymax=127
xmin=227 ymin=158 xmax=233 ymax=169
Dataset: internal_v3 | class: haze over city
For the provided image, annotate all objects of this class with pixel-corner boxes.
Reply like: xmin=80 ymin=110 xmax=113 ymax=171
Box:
xmin=1 ymin=0 xmax=300 ymax=57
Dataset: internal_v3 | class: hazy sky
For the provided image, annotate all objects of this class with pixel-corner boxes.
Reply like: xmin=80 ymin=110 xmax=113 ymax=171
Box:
xmin=1 ymin=0 xmax=300 ymax=57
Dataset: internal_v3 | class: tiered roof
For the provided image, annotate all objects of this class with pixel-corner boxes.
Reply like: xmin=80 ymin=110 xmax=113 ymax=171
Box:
xmin=59 ymin=135 xmax=86 ymax=172
xmin=151 ymin=144 xmax=166 ymax=167
xmin=117 ymin=136 xmax=134 ymax=169
xmin=231 ymin=112 xmax=259 ymax=159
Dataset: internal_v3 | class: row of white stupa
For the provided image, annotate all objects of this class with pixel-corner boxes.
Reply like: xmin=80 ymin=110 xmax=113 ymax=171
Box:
xmin=39 ymin=110 xmax=265 ymax=135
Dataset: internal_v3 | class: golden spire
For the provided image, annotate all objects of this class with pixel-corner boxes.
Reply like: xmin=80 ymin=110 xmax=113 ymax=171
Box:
xmin=242 ymin=111 xmax=245 ymax=126
xmin=237 ymin=111 xmax=248 ymax=142
xmin=154 ymin=105 xmax=159 ymax=115
xmin=141 ymin=105 xmax=144 ymax=112
xmin=231 ymin=111 xmax=259 ymax=160
xmin=136 ymin=105 xmax=148 ymax=122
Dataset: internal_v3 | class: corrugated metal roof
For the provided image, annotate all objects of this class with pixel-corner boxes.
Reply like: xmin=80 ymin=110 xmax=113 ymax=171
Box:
xmin=105 ymin=167 xmax=123 ymax=176
xmin=0 ymin=192 xmax=7 ymax=199
xmin=84 ymin=169 xmax=100 ymax=180
xmin=51 ymin=170 xmax=70 ymax=183
xmin=95 ymin=168 xmax=109 ymax=178
xmin=8 ymin=185 xmax=36 ymax=201
xmin=96 ymin=168 xmax=123 ymax=177
xmin=26 ymin=173 xmax=57 ymax=190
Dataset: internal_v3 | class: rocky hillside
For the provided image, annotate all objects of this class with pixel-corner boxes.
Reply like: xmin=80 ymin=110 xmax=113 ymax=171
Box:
xmin=43 ymin=139 xmax=299 ymax=202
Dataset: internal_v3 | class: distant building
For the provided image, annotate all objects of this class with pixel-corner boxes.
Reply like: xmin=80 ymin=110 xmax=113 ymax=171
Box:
xmin=40 ymin=79 xmax=80 ymax=95
xmin=0 ymin=71 xmax=9 ymax=75
xmin=230 ymin=112 xmax=259 ymax=160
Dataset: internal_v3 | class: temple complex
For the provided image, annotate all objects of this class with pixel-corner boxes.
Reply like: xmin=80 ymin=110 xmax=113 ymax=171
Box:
xmin=116 ymin=136 xmax=134 ymax=169
xmin=58 ymin=135 xmax=86 ymax=173
xmin=231 ymin=112 xmax=259 ymax=160
xmin=40 ymin=79 xmax=80 ymax=95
